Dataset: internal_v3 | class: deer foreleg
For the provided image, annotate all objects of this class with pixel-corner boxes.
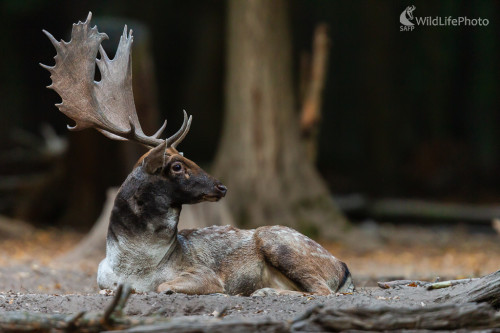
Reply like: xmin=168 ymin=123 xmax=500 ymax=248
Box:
xmin=157 ymin=269 xmax=224 ymax=295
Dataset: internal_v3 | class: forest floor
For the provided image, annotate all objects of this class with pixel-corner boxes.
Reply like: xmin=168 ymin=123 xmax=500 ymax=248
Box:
xmin=0 ymin=222 xmax=498 ymax=328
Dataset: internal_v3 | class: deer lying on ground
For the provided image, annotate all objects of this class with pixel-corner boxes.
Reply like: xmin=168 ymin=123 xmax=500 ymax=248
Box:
xmin=41 ymin=13 xmax=354 ymax=296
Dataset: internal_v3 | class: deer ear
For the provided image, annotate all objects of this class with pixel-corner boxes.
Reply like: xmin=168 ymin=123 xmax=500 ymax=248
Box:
xmin=143 ymin=141 xmax=168 ymax=175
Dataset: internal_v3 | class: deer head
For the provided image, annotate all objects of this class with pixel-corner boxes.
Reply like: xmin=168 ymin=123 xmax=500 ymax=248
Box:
xmin=136 ymin=143 xmax=227 ymax=207
xmin=41 ymin=12 xmax=226 ymax=206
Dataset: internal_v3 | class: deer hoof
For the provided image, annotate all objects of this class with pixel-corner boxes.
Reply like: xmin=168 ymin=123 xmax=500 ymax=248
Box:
xmin=158 ymin=283 xmax=175 ymax=294
xmin=251 ymin=288 xmax=280 ymax=297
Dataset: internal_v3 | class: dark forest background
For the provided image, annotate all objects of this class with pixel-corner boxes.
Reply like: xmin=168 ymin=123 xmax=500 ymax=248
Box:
xmin=0 ymin=0 xmax=499 ymax=229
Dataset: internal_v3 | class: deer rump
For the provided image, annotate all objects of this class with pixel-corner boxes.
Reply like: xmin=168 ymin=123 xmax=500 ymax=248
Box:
xmin=42 ymin=12 xmax=354 ymax=296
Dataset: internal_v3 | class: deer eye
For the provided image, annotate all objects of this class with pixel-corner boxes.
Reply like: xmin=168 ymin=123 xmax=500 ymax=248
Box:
xmin=171 ymin=162 xmax=183 ymax=173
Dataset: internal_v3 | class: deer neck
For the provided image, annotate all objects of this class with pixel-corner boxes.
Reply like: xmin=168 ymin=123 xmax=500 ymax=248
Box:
xmin=106 ymin=168 xmax=181 ymax=274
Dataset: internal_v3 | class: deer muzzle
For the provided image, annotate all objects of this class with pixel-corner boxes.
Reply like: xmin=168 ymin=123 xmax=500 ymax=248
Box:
xmin=203 ymin=182 xmax=227 ymax=202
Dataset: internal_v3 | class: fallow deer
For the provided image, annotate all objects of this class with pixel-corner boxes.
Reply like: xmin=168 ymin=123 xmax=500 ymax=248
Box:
xmin=41 ymin=13 xmax=354 ymax=296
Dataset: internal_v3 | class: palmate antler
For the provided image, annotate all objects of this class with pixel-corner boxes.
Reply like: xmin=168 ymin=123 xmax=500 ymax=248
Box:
xmin=41 ymin=12 xmax=191 ymax=148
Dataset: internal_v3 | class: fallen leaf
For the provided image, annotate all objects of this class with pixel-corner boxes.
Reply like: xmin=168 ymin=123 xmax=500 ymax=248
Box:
xmin=99 ymin=289 xmax=114 ymax=296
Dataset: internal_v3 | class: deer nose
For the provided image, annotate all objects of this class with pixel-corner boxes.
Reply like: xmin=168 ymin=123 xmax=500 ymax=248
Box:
xmin=215 ymin=184 xmax=227 ymax=197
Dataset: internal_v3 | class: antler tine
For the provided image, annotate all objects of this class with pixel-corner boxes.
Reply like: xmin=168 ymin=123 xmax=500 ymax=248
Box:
xmin=98 ymin=45 xmax=110 ymax=62
xmin=41 ymin=12 xmax=165 ymax=148
xmin=124 ymin=117 xmax=166 ymax=147
xmin=85 ymin=11 xmax=92 ymax=23
xmin=171 ymin=115 xmax=192 ymax=149
xmin=41 ymin=29 xmax=60 ymax=50
xmin=166 ymin=110 xmax=189 ymax=147
xmin=152 ymin=120 xmax=167 ymax=139
xmin=96 ymin=117 xmax=165 ymax=147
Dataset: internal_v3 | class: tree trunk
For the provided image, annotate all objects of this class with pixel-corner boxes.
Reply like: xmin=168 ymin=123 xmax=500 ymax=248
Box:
xmin=214 ymin=0 xmax=347 ymax=238
xmin=56 ymin=188 xmax=117 ymax=264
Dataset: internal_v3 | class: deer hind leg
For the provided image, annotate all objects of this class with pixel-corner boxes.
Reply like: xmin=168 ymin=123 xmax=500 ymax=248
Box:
xmin=157 ymin=268 xmax=224 ymax=295
xmin=254 ymin=226 xmax=353 ymax=295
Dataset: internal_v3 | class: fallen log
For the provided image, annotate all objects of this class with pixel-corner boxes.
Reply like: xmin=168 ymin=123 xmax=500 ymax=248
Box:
xmin=291 ymin=302 xmax=500 ymax=331
xmin=334 ymin=194 xmax=500 ymax=224
xmin=0 ymin=215 xmax=35 ymax=239
xmin=378 ymin=271 xmax=500 ymax=307
xmin=447 ymin=269 xmax=500 ymax=307
xmin=106 ymin=318 xmax=288 ymax=333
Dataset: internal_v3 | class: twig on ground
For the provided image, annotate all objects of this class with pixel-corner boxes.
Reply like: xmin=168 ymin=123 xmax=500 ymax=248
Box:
xmin=379 ymin=278 xmax=479 ymax=291
xmin=102 ymin=284 xmax=124 ymax=325
xmin=427 ymin=278 xmax=479 ymax=290
xmin=377 ymin=280 xmax=430 ymax=289
xmin=213 ymin=306 xmax=228 ymax=318
xmin=64 ymin=311 xmax=85 ymax=330
xmin=114 ymin=285 xmax=132 ymax=316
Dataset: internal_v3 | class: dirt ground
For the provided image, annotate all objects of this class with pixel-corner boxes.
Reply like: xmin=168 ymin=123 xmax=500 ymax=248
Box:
xmin=0 ymin=223 xmax=498 ymax=323
xmin=0 ymin=280 xmax=491 ymax=322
